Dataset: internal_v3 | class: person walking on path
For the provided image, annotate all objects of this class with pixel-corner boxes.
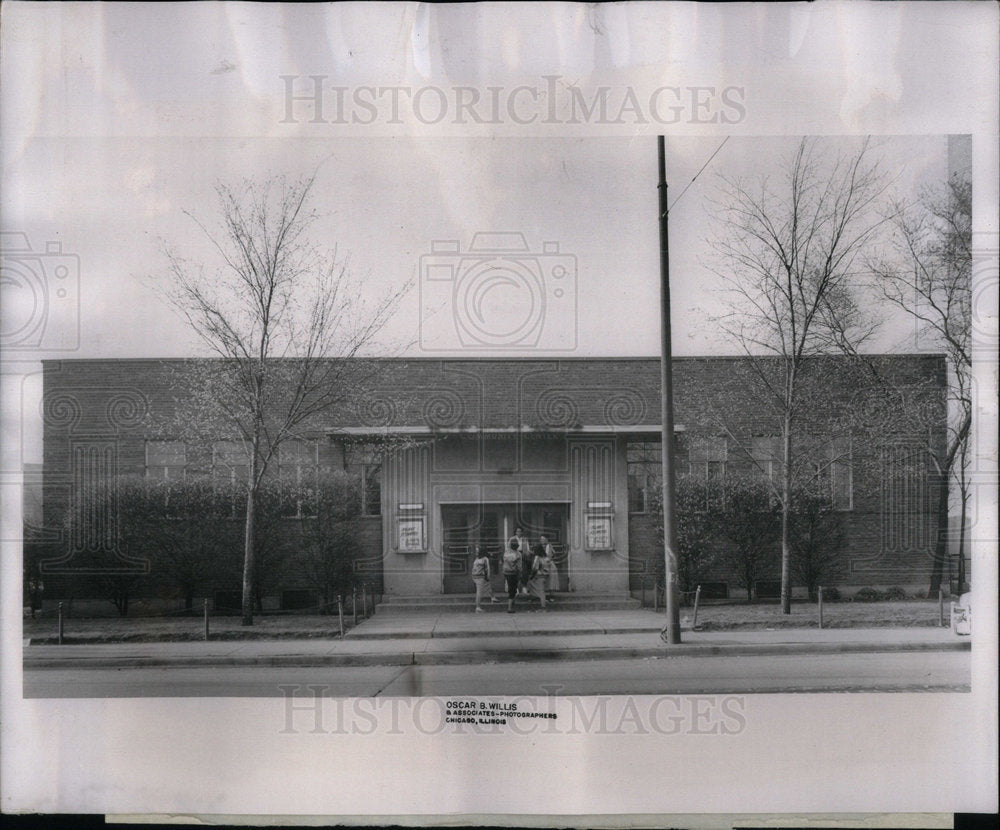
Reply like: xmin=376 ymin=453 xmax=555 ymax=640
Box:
xmin=471 ymin=545 xmax=497 ymax=612
xmin=527 ymin=543 xmax=549 ymax=610
xmin=502 ymin=539 xmax=522 ymax=614
xmin=539 ymin=536 xmax=557 ymax=601
xmin=510 ymin=527 xmax=530 ymax=595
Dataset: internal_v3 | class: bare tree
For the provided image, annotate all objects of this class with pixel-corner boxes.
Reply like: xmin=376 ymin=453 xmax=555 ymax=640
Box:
xmin=710 ymin=137 xmax=892 ymax=613
xmin=869 ymin=174 xmax=972 ymax=594
xmin=160 ymin=174 xmax=406 ymax=625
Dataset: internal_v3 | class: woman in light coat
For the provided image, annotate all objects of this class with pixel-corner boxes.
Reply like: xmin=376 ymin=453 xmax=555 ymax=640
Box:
xmin=501 ymin=539 xmax=522 ymax=614
xmin=539 ymin=536 xmax=558 ymax=600
xmin=527 ymin=543 xmax=549 ymax=610
xmin=471 ymin=544 xmax=496 ymax=612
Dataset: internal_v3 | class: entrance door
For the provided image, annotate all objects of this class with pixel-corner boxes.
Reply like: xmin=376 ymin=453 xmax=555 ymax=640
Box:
xmin=442 ymin=506 xmax=476 ymax=594
xmin=540 ymin=507 xmax=569 ymax=591
xmin=441 ymin=504 xmax=507 ymax=594
xmin=441 ymin=503 xmax=568 ymax=594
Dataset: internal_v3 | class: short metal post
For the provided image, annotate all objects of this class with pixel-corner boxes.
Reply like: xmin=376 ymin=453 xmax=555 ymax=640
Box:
xmin=938 ymin=588 xmax=945 ymax=627
xmin=818 ymin=586 xmax=824 ymax=630
xmin=338 ymin=597 xmax=345 ymax=638
xmin=363 ymin=583 xmax=369 ymax=618
xmin=641 ymin=579 xmax=646 ymax=608
xmin=57 ymin=601 xmax=64 ymax=645
xmin=352 ymin=587 xmax=358 ymax=627
xmin=204 ymin=598 xmax=210 ymax=641
xmin=654 ymin=582 xmax=660 ymax=612
xmin=692 ymin=585 xmax=702 ymax=630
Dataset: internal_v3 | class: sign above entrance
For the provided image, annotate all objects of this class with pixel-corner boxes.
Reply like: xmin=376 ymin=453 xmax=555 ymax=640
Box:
xmin=399 ymin=503 xmax=423 ymax=511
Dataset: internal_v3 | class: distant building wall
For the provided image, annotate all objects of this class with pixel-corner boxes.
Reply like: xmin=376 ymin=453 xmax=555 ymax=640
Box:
xmin=38 ymin=355 xmax=947 ymax=605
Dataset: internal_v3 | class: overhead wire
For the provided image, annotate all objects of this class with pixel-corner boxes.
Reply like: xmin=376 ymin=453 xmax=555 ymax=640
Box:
xmin=667 ymin=136 xmax=730 ymax=213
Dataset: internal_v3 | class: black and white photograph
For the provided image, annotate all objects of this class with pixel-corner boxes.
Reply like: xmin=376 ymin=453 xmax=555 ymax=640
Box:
xmin=1 ymin=1 xmax=997 ymax=824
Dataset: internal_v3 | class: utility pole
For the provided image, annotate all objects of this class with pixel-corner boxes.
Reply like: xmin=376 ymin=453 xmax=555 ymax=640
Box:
xmin=658 ymin=135 xmax=682 ymax=645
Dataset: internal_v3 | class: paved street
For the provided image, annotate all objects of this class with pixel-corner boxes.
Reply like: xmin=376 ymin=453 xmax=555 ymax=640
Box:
xmin=23 ymin=650 xmax=970 ymax=697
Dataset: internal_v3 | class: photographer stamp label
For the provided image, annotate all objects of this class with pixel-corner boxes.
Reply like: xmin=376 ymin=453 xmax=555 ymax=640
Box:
xmin=444 ymin=698 xmax=558 ymax=729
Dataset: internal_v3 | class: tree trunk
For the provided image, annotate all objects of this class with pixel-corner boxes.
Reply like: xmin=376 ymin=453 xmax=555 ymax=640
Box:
xmin=957 ymin=486 xmax=968 ymax=590
xmin=241 ymin=491 xmax=256 ymax=625
xmin=780 ymin=408 xmax=793 ymax=614
xmin=242 ymin=477 xmax=258 ymax=626
xmin=928 ymin=471 xmax=948 ymax=597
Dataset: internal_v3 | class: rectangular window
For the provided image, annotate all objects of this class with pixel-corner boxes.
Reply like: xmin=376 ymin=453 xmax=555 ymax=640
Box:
xmin=146 ymin=441 xmax=186 ymax=517
xmin=278 ymin=439 xmax=319 ymax=517
xmin=804 ymin=437 xmax=853 ymax=511
xmin=829 ymin=438 xmax=853 ymax=511
xmin=145 ymin=441 xmax=186 ymax=481
xmin=688 ymin=437 xmax=727 ymax=482
xmin=345 ymin=445 xmax=382 ymax=516
xmin=626 ymin=441 xmax=662 ymax=514
xmin=750 ymin=436 xmax=781 ymax=484
xmin=212 ymin=441 xmax=248 ymax=518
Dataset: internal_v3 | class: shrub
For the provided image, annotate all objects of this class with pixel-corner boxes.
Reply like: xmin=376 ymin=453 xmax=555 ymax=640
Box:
xmin=884 ymin=585 xmax=907 ymax=601
xmin=853 ymin=586 xmax=883 ymax=602
xmin=819 ymin=586 xmax=841 ymax=602
xmin=913 ymin=589 xmax=927 ymax=599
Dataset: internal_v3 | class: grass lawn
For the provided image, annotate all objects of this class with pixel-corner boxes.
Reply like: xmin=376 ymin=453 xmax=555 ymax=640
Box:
xmin=684 ymin=599 xmax=948 ymax=630
xmin=22 ymin=599 xmax=950 ymax=643
xmin=23 ymin=611 xmax=353 ymax=644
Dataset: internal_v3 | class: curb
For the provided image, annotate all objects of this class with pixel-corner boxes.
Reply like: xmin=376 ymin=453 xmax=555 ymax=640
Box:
xmin=344 ymin=626 xmax=656 ymax=640
xmin=23 ymin=639 xmax=970 ymax=670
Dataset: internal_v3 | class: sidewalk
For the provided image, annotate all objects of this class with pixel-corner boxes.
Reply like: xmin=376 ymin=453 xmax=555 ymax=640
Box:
xmin=23 ymin=609 xmax=970 ymax=670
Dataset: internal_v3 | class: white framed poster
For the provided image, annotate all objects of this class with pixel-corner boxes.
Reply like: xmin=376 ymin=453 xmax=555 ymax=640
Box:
xmin=397 ymin=516 xmax=425 ymax=552
xmin=585 ymin=515 xmax=613 ymax=550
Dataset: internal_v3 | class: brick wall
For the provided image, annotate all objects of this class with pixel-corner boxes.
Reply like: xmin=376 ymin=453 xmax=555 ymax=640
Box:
xmin=39 ymin=354 xmax=947 ymax=605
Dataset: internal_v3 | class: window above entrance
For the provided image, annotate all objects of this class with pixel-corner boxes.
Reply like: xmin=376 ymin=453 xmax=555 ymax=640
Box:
xmin=345 ymin=445 xmax=382 ymax=516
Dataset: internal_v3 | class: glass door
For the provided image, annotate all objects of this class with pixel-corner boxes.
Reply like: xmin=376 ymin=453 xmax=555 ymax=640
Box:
xmin=441 ymin=506 xmax=475 ymax=594
xmin=441 ymin=503 xmax=568 ymax=594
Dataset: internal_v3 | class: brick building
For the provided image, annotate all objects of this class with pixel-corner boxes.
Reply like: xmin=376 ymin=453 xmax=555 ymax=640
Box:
xmin=37 ymin=355 xmax=948 ymax=609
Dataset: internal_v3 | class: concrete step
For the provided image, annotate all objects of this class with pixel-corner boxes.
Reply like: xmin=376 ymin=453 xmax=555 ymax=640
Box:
xmin=375 ymin=595 xmax=641 ymax=614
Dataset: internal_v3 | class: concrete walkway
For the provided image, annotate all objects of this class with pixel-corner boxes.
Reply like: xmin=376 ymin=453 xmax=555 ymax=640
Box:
xmin=23 ymin=609 xmax=970 ymax=669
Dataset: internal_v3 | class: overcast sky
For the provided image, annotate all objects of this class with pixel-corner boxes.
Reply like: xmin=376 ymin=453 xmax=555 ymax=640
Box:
xmin=5 ymin=132 xmax=953 ymax=358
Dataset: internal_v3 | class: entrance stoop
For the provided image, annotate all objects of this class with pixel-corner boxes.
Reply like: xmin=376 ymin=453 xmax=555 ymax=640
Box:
xmin=376 ymin=594 xmax=641 ymax=614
